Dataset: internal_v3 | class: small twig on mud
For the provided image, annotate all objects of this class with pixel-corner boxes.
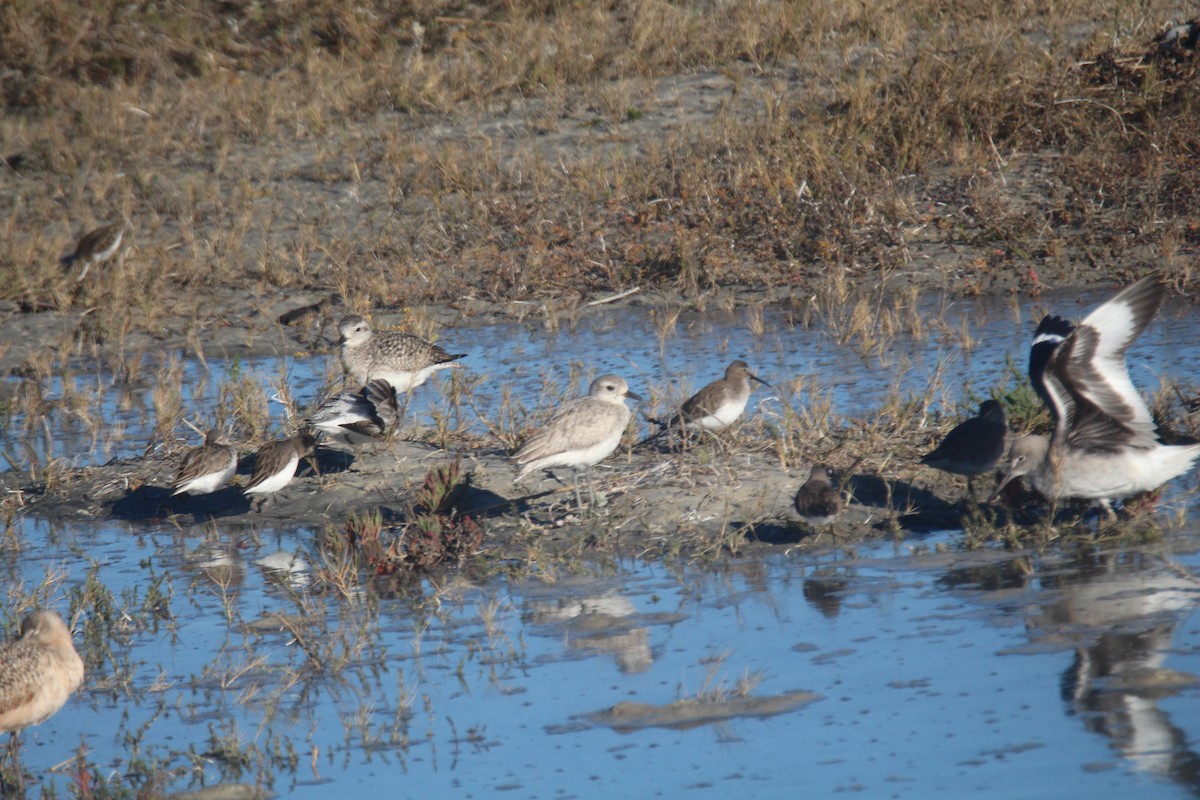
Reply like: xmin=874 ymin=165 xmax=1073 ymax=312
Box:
xmin=587 ymin=287 xmax=641 ymax=307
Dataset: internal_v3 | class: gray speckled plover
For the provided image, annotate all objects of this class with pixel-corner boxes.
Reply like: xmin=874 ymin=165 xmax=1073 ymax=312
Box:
xmin=794 ymin=465 xmax=843 ymax=527
xmin=244 ymin=432 xmax=317 ymax=510
xmin=992 ymin=273 xmax=1200 ymax=517
xmin=920 ymin=400 xmax=1009 ymax=497
xmin=172 ymin=429 xmax=238 ymax=496
xmin=307 ymin=378 xmax=401 ymax=445
xmin=61 ymin=222 xmax=124 ymax=282
xmin=644 ymin=360 xmax=769 ymax=444
xmin=514 ymin=375 xmax=641 ymax=509
xmin=0 ymin=610 xmax=84 ymax=735
xmin=337 ymin=315 xmax=465 ymax=394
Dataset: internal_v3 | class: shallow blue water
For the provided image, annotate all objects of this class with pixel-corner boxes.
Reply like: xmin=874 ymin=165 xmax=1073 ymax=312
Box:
xmin=5 ymin=284 xmax=1200 ymax=797
xmin=6 ymin=285 xmax=1198 ymax=470
xmin=7 ymin=513 xmax=1200 ymax=798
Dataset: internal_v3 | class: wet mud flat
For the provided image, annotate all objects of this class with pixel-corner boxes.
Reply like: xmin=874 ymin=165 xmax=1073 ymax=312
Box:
xmin=4 ymin=286 xmax=1192 ymax=562
xmin=3 ymin=431 xmax=954 ymax=560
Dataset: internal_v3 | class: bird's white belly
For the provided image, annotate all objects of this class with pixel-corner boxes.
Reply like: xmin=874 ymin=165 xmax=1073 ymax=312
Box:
xmin=245 ymin=455 xmax=300 ymax=495
xmin=1036 ymin=445 xmax=1200 ymax=500
xmin=179 ymin=460 xmax=236 ymax=495
xmin=693 ymin=398 xmax=748 ymax=431
xmin=534 ymin=430 xmax=624 ymax=471
xmin=370 ymin=363 xmax=452 ymax=393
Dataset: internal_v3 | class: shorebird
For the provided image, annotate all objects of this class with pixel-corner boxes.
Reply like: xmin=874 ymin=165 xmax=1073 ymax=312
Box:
xmin=514 ymin=375 xmax=641 ymax=509
xmin=307 ymin=379 xmax=401 ymax=445
xmin=0 ymin=610 xmax=84 ymax=734
xmin=171 ymin=429 xmax=238 ymax=496
xmin=992 ymin=273 xmax=1200 ymax=517
xmin=61 ymin=222 xmax=124 ymax=282
xmin=794 ymin=465 xmax=843 ymax=527
xmin=642 ymin=360 xmax=769 ymax=445
xmin=337 ymin=315 xmax=466 ymax=394
xmin=920 ymin=400 xmax=1009 ymax=497
xmin=244 ymin=432 xmax=317 ymax=509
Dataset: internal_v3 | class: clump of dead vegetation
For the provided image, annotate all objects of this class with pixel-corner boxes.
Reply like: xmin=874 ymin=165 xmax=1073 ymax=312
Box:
xmin=326 ymin=458 xmax=483 ymax=581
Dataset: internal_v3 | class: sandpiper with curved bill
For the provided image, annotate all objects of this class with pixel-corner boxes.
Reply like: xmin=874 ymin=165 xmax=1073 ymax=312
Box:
xmin=244 ymin=432 xmax=317 ymax=510
xmin=991 ymin=273 xmax=1200 ymax=518
xmin=0 ymin=610 xmax=84 ymax=735
xmin=794 ymin=465 xmax=843 ymax=528
xmin=514 ymin=375 xmax=641 ymax=509
xmin=920 ymin=400 xmax=1009 ymax=497
xmin=307 ymin=379 xmax=401 ymax=446
xmin=338 ymin=315 xmax=466 ymax=394
xmin=172 ymin=429 xmax=238 ymax=496
xmin=643 ymin=360 xmax=769 ymax=445
xmin=61 ymin=222 xmax=124 ymax=282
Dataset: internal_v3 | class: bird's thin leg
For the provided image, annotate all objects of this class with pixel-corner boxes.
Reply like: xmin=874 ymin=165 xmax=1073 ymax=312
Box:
xmin=572 ymin=468 xmax=584 ymax=510
xmin=585 ymin=465 xmax=597 ymax=508
xmin=1098 ymin=498 xmax=1117 ymax=522
xmin=2 ymin=732 xmax=25 ymax=798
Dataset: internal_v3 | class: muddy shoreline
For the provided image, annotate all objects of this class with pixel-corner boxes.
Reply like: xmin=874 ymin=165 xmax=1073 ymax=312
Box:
xmin=1 ymin=277 xmax=1184 ymax=561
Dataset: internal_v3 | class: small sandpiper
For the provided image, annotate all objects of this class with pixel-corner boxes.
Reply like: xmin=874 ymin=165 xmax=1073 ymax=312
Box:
xmin=0 ymin=610 xmax=84 ymax=735
xmin=244 ymin=432 xmax=317 ymax=509
xmin=794 ymin=465 xmax=843 ymax=527
xmin=992 ymin=273 xmax=1200 ymax=517
xmin=920 ymin=400 xmax=1009 ymax=497
xmin=644 ymin=360 xmax=769 ymax=444
xmin=307 ymin=379 xmax=401 ymax=445
xmin=61 ymin=222 xmax=124 ymax=282
xmin=172 ymin=429 xmax=238 ymax=496
xmin=337 ymin=315 xmax=466 ymax=393
xmin=514 ymin=374 xmax=641 ymax=509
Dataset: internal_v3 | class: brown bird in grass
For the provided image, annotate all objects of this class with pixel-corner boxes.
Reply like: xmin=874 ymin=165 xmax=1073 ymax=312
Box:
xmin=794 ymin=465 xmax=843 ymax=527
xmin=244 ymin=432 xmax=317 ymax=509
xmin=642 ymin=360 xmax=769 ymax=445
xmin=61 ymin=222 xmax=124 ymax=282
xmin=0 ymin=610 xmax=84 ymax=735
xmin=920 ymin=399 xmax=1009 ymax=497
xmin=337 ymin=315 xmax=466 ymax=394
xmin=171 ymin=429 xmax=238 ymax=496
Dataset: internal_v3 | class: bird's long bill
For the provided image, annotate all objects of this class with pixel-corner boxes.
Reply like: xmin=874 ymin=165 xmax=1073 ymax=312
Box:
xmin=749 ymin=373 xmax=771 ymax=388
xmin=987 ymin=469 xmax=1019 ymax=503
xmin=626 ymin=390 xmax=644 ymax=402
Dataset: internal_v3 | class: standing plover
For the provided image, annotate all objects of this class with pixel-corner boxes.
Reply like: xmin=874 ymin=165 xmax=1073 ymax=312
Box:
xmin=172 ymin=429 xmax=238 ymax=496
xmin=244 ymin=433 xmax=317 ymax=509
xmin=337 ymin=315 xmax=465 ymax=393
xmin=0 ymin=610 xmax=84 ymax=734
xmin=794 ymin=465 xmax=843 ymax=527
xmin=61 ymin=222 xmax=124 ymax=282
xmin=307 ymin=379 xmax=401 ymax=445
xmin=920 ymin=400 xmax=1009 ymax=497
xmin=992 ymin=274 xmax=1200 ymax=517
xmin=514 ymin=375 xmax=641 ymax=508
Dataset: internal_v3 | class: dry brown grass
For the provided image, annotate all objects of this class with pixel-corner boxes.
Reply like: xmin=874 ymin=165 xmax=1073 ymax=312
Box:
xmin=3 ymin=1 xmax=1197 ymax=340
